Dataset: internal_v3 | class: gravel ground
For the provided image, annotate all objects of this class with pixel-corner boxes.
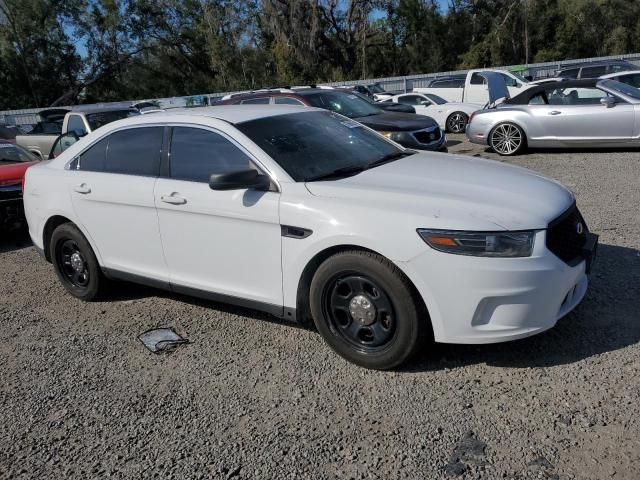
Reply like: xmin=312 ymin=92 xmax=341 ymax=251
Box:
xmin=1 ymin=135 xmax=639 ymax=479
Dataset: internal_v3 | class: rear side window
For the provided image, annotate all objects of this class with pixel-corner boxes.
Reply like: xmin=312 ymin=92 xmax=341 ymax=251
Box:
xmin=78 ymin=127 xmax=162 ymax=176
xmin=397 ymin=95 xmax=425 ymax=106
xmin=580 ymin=66 xmax=607 ymax=78
xmin=560 ymin=68 xmax=579 ymax=79
xmin=274 ymin=97 xmax=304 ymax=105
xmin=105 ymin=127 xmax=162 ymax=176
xmin=78 ymin=138 xmax=108 ymax=171
xmin=240 ymin=98 xmax=270 ymax=104
xmin=169 ymin=127 xmax=253 ymax=183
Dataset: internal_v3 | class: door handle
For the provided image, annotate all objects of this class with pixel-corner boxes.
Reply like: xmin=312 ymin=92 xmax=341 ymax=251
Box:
xmin=160 ymin=193 xmax=187 ymax=205
xmin=549 ymin=110 xmax=562 ymax=115
xmin=73 ymin=183 xmax=91 ymax=194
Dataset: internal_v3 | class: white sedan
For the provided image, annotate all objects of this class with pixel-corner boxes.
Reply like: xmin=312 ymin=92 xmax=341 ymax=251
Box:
xmin=23 ymin=105 xmax=597 ymax=370
xmin=383 ymin=93 xmax=482 ymax=133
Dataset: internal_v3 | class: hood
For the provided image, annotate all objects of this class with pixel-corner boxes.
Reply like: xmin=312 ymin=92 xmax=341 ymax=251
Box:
xmin=0 ymin=161 xmax=38 ymax=185
xmin=478 ymin=72 xmax=510 ymax=106
xmin=355 ymin=111 xmax=437 ymax=132
xmin=305 ymin=153 xmax=573 ymax=231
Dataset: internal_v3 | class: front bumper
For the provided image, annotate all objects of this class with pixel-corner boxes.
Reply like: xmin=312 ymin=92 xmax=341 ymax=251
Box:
xmin=390 ymin=127 xmax=448 ymax=152
xmin=465 ymin=120 xmax=490 ymax=146
xmin=0 ymin=185 xmax=25 ymax=226
xmin=401 ymin=230 xmax=591 ymax=344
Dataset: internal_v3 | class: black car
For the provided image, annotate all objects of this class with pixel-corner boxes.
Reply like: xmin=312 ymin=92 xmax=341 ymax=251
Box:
xmin=222 ymin=88 xmax=446 ymax=152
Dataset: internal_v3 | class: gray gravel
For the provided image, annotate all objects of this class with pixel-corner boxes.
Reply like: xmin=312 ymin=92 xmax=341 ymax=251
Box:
xmin=1 ymin=135 xmax=639 ymax=479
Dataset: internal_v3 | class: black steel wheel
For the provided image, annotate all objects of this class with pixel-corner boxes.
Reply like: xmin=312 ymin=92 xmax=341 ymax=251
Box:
xmin=310 ymin=250 xmax=428 ymax=370
xmin=323 ymin=273 xmax=397 ymax=353
xmin=50 ymin=223 xmax=106 ymax=301
xmin=56 ymin=239 xmax=90 ymax=288
xmin=446 ymin=112 xmax=468 ymax=133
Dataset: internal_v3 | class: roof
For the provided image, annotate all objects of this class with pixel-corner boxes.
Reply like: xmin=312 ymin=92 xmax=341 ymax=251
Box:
xmin=506 ymin=79 xmax=599 ymax=104
xmin=127 ymin=105 xmax=315 ymax=124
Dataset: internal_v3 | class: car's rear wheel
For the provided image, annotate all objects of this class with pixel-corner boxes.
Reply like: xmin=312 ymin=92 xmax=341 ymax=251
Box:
xmin=489 ymin=122 xmax=526 ymax=155
xmin=50 ymin=223 xmax=106 ymax=301
xmin=446 ymin=112 xmax=468 ymax=133
xmin=309 ymin=250 xmax=425 ymax=370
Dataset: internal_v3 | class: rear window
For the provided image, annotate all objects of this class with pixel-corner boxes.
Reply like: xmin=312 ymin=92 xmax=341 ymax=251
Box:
xmin=86 ymin=110 xmax=138 ymax=131
xmin=0 ymin=143 xmax=38 ymax=163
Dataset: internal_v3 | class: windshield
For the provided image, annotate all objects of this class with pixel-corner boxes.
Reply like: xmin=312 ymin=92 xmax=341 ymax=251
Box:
xmin=237 ymin=111 xmax=406 ymax=182
xmin=600 ymin=79 xmax=640 ymax=100
xmin=425 ymin=94 xmax=448 ymax=105
xmin=302 ymin=91 xmax=382 ymax=118
xmin=0 ymin=143 xmax=38 ymax=163
xmin=509 ymin=71 xmax=529 ymax=83
xmin=86 ymin=110 xmax=139 ymax=131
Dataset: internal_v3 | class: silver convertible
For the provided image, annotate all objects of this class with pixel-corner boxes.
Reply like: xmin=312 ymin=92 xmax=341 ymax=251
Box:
xmin=466 ymin=77 xmax=640 ymax=155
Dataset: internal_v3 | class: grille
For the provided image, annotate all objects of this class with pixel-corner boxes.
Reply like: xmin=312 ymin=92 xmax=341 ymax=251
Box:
xmin=413 ymin=128 xmax=441 ymax=144
xmin=546 ymin=206 xmax=588 ymax=264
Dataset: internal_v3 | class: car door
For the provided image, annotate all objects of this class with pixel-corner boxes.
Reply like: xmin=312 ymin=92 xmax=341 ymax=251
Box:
xmin=541 ymin=86 xmax=634 ymax=142
xmin=69 ymin=126 xmax=168 ymax=281
xmin=154 ymin=125 xmax=283 ymax=310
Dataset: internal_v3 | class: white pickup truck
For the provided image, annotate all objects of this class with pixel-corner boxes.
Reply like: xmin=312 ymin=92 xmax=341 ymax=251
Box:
xmin=16 ymin=106 xmax=138 ymax=159
xmin=414 ymin=69 xmax=539 ymax=104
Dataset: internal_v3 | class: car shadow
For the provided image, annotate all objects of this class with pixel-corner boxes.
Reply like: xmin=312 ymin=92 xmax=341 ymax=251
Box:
xmin=0 ymin=227 xmax=32 ymax=254
xmin=406 ymin=243 xmax=640 ymax=371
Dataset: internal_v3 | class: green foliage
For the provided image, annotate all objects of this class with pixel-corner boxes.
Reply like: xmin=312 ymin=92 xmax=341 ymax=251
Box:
xmin=1 ymin=0 xmax=639 ymax=109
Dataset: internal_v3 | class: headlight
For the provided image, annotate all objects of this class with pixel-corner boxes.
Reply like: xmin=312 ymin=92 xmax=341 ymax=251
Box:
xmin=379 ymin=131 xmax=401 ymax=141
xmin=417 ymin=229 xmax=535 ymax=257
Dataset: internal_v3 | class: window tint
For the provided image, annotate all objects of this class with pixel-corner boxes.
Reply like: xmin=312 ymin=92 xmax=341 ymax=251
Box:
xmin=67 ymin=115 xmax=86 ymax=135
xmin=50 ymin=133 xmax=78 ymax=158
xmin=500 ymin=73 xmax=518 ymax=87
xmin=397 ymin=95 xmax=426 ymax=106
xmin=105 ymin=127 xmax=162 ymax=176
xmin=240 ymin=97 xmax=270 ymax=104
xmin=470 ymin=73 xmax=486 ymax=85
xmin=274 ymin=97 xmax=304 ymax=105
xmin=580 ymin=66 xmax=607 ymax=78
xmin=169 ymin=127 xmax=253 ymax=182
xmin=78 ymin=137 xmax=108 ymax=172
xmin=560 ymin=68 xmax=579 ymax=79
xmin=86 ymin=110 xmax=138 ymax=131
xmin=616 ymin=74 xmax=640 ymax=89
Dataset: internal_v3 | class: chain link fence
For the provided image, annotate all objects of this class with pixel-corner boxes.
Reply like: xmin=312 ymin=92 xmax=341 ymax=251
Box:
xmin=2 ymin=52 xmax=640 ymax=127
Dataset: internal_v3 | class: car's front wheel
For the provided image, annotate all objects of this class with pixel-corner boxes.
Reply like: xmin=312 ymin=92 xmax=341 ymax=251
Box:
xmin=50 ymin=223 xmax=106 ymax=301
xmin=489 ymin=122 xmax=526 ymax=155
xmin=309 ymin=250 xmax=426 ymax=370
xmin=446 ymin=112 xmax=468 ymax=133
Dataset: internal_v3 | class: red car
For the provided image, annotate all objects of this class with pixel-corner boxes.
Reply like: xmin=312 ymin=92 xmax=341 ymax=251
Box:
xmin=0 ymin=140 xmax=39 ymax=229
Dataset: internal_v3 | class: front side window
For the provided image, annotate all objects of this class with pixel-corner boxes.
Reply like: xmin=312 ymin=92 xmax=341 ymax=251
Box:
xmin=612 ymin=74 xmax=640 ymax=89
xmin=67 ymin=115 xmax=86 ymax=135
xmin=169 ymin=127 xmax=253 ymax=183
xmin=302 ymin=91 xmax=381 ymax=118
xmin=240 ymin=97 xmax=270 ymax=105
xmin=425 ymin=94 xmax=447 ymax=105
xmin=236 ymin=110 xmax=405 ymax=182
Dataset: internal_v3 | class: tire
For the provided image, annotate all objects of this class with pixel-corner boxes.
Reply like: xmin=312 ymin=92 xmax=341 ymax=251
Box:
xmin=489 ymin=122 xmax=526 ymax=156
xmin=446 ymin=111 xmax=468 ymax=133
xmin=309 ymin=250 xmax=426 ymax=370
xmin=49 ymin=223 xmax=106 ymax=301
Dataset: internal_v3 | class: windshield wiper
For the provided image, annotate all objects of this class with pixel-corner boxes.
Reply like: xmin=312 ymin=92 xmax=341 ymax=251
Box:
xmin=305 ymin=165 xmax=367 ymax=182
xmin=366 ymin=151 xmax=414 ymax=169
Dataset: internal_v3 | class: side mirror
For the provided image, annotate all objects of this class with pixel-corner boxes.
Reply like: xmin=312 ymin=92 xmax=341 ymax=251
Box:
xmin=600 ymin=96 xmax=616 ymax=108
xmin=209 ymin=169 xmax=271 ymax=191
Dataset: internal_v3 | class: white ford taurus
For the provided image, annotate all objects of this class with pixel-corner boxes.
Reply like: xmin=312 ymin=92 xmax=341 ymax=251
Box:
xmin=23 ymin=106 xmax=597 ymax=369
